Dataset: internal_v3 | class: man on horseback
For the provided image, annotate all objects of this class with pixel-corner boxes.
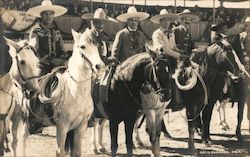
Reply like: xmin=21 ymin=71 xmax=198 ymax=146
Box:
xmin=176 ymin=9 xmax=200 ymax=56
xmin=81 ymin=8 xmax=118 ymax=153
xmin=26 ymin=0 xmax=68 ymax=134
xmin=27 ymin=0 xmax=68 ymax=76
xmin=111 ymin=6 xmax=149 ymax=62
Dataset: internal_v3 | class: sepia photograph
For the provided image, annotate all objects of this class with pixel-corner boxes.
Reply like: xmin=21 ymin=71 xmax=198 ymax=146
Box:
xmin=0 ymin=0 xmax=249 ymax=156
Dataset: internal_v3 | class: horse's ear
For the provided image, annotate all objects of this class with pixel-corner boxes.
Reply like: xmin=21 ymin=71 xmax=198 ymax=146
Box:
xmin=4 ymin=37 xmax=20 ymax=50
xmin=71 ymin=29 xmax=80 ymax=42
xmin=29 ymin=37 xmax=37 ymax=48
xmin=4 ymin=37 xmax=19 ymax=57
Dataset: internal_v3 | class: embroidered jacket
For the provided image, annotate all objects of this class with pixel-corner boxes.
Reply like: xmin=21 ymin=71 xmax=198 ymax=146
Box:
xmin=29 ymin=23 xmax=65 ymax=60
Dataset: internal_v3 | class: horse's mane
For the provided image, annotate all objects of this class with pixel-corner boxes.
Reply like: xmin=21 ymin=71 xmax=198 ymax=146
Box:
xmin=112 ymin=52 xmax=151 ymax=82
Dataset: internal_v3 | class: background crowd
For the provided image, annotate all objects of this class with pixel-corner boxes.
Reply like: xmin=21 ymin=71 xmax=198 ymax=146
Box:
xmin=1 ymin=0 xmax=248 ymax=24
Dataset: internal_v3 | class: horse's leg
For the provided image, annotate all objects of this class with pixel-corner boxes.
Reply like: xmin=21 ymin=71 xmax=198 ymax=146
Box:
xmin=71 ymin=120 xmax=88 ymax=157
xmin=216 ymin=101 xmax=223 ymax=126
xmin=0 ymin=120 xmax=5 ymax=156
xmin=186 ymin=104 xmax=198 ymax=155
xmin=161 ymin=119 xmax=172 ymax=138
xmin=248 ymin=102 xmax=250 ymax=133
xmin=92 ymin=118 xmax=99 ymax=154
xmin=202 ymin=101 xmax=216 ymax=145
xmin=221 ymin=99 xmax=230 ymax=129
xmin=11 ymin=115 xmax=28 ymax=157
xmin=124 ymin=117 xmax=136 ymax=157
xmin=56 ymin=125 xmax=67 ymax=157
xmin=152 ymin=107 xmax=166 ymax=157
xmin=134 ymin=113 xmax=145 ymax=147
xmin=98 ymin=118 xmax=107 ymax=153
xmin=109 ymin=119 xmax=119 ymax=157
xmin=236 ymin=99 xmax=245 ymax=142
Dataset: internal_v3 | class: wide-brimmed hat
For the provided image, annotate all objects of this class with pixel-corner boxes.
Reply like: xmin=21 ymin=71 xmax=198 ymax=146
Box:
xmin=150 ymin=9 xmax=179 ymax=24
xmin=245 ymin=17 xmax=250 ymax=23
xmin=178 ymin=9 xmax=200 ymax=23
xmin=82 ymin=8 xmax=117 ymax=23
xmin=116 ymin=6 xmax=149 ymax=22
xmin=27 ymin=0 xmax=67 ymax=18
xmin=211 ymin=21 xmax=234 ymax=31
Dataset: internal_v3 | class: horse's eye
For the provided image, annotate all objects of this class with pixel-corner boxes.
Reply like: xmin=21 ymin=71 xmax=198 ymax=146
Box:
xmin=19 ymin=59 xmax=25 ymax=65
xmin=80 ymin=45 xmax=86 ymax=49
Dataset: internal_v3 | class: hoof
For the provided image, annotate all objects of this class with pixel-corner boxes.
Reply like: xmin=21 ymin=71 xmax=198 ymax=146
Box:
xmin=93 ymin=149 xmax=100 ymax=155
xmin=4 ymin=147 xmax=10 ymax=153
xmin=237 ymin=136 xmax=244 ymax=143
xmin=99 ymin=148 xmax=107 ymax=153
xmin=202 ymin=139 xmax=213 ymax=147
xmin=164 ymin=133 xmax=172 ymax=139
xmin=190 ymin=150 xmax=198 ymax=156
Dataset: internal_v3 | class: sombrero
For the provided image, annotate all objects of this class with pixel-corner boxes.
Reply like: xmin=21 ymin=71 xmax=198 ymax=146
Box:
xmin=178 ymin=9 xmax=200 ymax=23
xmin=82 ymin=8 xmax=117 ymax=23
xmin=211 ymin=21 xmax=234 ymax=31
xmin=150 ymin=9 xmax=179 ymax=24
xmin=116 ymin=6 xmax=149 ymax=22
xmin=245 ymin=17 xmax=250 ymax=23
xmin=27 ymin=0 xmax=67 ymax=18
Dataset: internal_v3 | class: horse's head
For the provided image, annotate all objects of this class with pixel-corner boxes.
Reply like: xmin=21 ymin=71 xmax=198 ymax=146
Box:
xmin=71 ymin=29 xmax=105 ymax=78
xmin=208 ymin=40 xmax=244 ymax=80
xmin=143 ymin=53 xmax=172 ymax=102
xmin=5 ymin=37 xmax=40 ymax=93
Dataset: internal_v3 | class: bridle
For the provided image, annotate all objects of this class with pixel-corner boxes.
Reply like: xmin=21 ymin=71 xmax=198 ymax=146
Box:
xmin=67 ymin=45 xmax=98 ymax=83
xmin=144 ymin=54 xmax=171 ymax=99
xmin=15 ymin=43 xmax=39 ymax=89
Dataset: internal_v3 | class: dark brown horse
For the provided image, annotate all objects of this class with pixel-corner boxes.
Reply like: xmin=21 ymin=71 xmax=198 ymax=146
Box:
xmin=173 ymin=38 xmax=244 ymax=155
xmin=104 ymin=52 xmax=172 ymax=157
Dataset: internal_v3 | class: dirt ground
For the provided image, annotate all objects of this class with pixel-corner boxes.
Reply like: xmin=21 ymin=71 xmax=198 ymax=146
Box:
xmin=4 ymin=103 xmax=250 ymax=157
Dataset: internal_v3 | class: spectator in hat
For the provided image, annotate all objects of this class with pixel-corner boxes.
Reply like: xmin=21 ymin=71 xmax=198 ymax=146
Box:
xmin=111 ymin=6 xmax=149 ymax=62
xmin=27 ymin=0 xmax=68 ymax=76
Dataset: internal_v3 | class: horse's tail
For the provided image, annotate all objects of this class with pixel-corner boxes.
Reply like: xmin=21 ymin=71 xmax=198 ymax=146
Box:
xmin=38 ymin=72 xmax=64 ymax=104
xmin=65 ymin=130 xmax=74 ymax=154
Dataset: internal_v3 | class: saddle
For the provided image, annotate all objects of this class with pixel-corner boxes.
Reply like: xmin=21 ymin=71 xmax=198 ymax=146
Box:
xmin=93 ymin=66 xmax=116 ymax=104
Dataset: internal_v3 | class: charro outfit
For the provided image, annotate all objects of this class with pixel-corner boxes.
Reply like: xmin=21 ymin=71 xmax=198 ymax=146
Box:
xmin=26 ymin=0 xmax=68 ymax=134
xmin=29 ymin=23 xmax=65 ymax=75
xmin=82 ymin=8 xmax=118 ymax=120
xmin=112 ymin=27 xmax=146 ymax=62
xmin=112 ymin=6 xmax=149 ymax=62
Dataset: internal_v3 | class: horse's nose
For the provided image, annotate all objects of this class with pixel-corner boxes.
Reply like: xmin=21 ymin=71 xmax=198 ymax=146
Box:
xmin=95 ymin=64 xmax=101 ymax=70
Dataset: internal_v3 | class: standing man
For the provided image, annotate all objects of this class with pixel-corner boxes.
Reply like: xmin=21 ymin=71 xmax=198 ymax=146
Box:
xmin=27 ymin=0 xmax=68 ymax=76
xmin=111 ymin=6 xmax=149 ymax=62
xmin=26 ymin=0 xmax=67 ymax=134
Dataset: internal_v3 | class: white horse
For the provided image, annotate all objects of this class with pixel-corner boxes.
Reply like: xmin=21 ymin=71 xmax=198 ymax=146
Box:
xmin=39 ymin=28 xmax=105 ymax=157
xmin=0 ymin=37 xmax=40 ymax=156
